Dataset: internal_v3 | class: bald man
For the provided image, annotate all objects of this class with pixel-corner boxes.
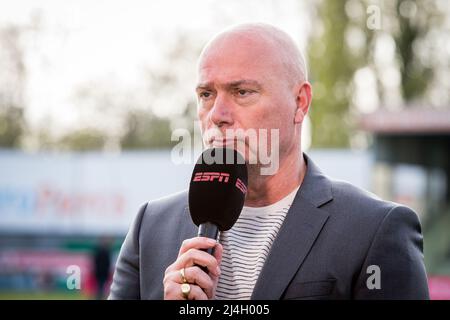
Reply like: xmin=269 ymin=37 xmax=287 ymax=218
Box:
xmin=109 ymin=23 xmax=429 ymax=300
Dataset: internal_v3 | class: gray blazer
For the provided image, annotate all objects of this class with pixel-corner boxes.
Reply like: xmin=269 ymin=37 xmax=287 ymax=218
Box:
xmin=109 ymin=154 xmax=429 ymax=300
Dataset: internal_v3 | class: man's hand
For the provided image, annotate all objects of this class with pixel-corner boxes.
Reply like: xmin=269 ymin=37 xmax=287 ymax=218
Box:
xmin=163 ymin=237 xmax=223 ymax=300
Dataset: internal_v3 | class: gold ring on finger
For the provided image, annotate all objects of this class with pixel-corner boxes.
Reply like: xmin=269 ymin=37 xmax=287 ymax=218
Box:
xmin=181 ymin=283 xmax=191 ymax=299
xmin=180 ymin=268 xmax=187 ymax=283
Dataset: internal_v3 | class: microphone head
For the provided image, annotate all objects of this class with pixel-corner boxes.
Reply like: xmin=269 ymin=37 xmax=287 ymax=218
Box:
xmin=188 ymin=148 xmax=248 ymax=231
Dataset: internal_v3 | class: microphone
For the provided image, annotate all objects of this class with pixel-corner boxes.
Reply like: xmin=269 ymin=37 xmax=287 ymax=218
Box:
xmin=188 ymin=147 xmax=248 ymax=258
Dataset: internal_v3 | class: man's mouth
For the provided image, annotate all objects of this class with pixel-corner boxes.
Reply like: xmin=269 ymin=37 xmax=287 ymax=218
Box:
xmin=210 ymin=138 xmax=235 ymax=147
xmin=204 ymin=128 xmax=248 ymax=149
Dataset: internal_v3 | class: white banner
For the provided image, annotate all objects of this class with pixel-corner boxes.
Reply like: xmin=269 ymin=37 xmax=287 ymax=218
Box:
xmin=0 ymin=150 xmax=193 ymax=235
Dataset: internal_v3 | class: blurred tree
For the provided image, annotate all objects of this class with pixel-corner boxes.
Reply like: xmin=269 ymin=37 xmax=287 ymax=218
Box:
xmin=308 ymin=0 xmax=365 ymax=148
xmin=45 ymin=31 xmax=203 ymax=152
xmin=0 ymin=26 xmax=26 ymax=148
xmin=120 ymin=110 xmax=172 ymax=149
xmin=391 ymin=0 xmax=437 ymax=101
xmin=0 ymin=105 xmax=24 ymax=148
xmin=144 ymin=31 xmax=203 ymax=135
xmin=56 ymin=128 xmax=106 ymax=151
xmin=307 ymin=0 xmax=447 ymax=148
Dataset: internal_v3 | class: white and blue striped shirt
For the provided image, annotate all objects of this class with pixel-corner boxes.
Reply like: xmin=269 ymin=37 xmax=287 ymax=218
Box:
xmin=215 ymin=186 xmax=299 ymax=300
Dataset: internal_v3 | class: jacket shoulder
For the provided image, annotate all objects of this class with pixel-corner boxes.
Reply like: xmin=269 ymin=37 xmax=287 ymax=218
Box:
xmin=141 ymin=188 xmax=195 ymax=235
xmin=145 ymin=189 xmax=188 ymax=214
xmin=325 ymin=178 xmax=421 ymax=233
xmin=329 ymin=178 xmax=398 ymax=215
xmin=140 ymin=189 xmax=187 ymax=219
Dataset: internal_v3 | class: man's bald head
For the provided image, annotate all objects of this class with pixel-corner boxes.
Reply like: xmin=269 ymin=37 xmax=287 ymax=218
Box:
xmin=196 ymin=22 xmax=313 ymax=179
xmin=198 ymin=23 xmax=308 ymax=86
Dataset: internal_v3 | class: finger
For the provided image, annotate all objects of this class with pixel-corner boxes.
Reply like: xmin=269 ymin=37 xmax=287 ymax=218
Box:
xmin=179 ymin=237 xmax=217 ymax=255
xmin=174 ymin=248 xmax=220 ymax=276
xmin=164 ymin=281 xmax=183 ymax=300
xmin=213 ymin=243 xmax=223 ymax=265
xmin=181 ymin=283 xmax=208 ymax=300
xmin=163 ymin=268 xmax=215 ymax=299
xmin=208 ymin=243 xmax=223 ymax=280
xmin=163 ymin=269 xmax=185 ymax=287
xmin=184 ymin=266 xmax=215 ymax=298
xmin=165 ymin=238 xmax=217 ymax=275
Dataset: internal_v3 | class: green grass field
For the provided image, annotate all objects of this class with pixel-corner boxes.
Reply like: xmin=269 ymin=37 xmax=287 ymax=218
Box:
xmin=0 ymin=291 xmax=91 ymax=300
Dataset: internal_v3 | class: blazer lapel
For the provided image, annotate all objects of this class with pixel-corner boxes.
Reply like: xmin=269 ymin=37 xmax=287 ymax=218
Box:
xmin=251 ymin=154 xmax=333 ymax=300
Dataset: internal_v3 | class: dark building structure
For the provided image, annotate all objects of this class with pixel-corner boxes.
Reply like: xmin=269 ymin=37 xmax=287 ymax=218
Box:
xmin=360 ymin=108 xmax=450 ymax=275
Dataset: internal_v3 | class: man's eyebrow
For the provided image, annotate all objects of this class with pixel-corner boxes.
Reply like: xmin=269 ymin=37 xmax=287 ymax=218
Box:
xmin=195 ymin=79 xmax=262 ymax=91
xmin=195 ymin=82 xmax=212 ymax=91
xmin=226 ymin=80 xmax=262 ymax=89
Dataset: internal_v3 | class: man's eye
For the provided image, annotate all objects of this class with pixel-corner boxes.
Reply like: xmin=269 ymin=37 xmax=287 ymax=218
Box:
xmin=236 ymin=89 xmax=252 ymax=96
xmin=199 ymin=92 xmax=212 ymax=99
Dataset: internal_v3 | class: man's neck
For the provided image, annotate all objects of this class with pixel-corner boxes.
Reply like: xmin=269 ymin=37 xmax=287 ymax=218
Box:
xmin=244 ymin=150 xmax=307 ymax=207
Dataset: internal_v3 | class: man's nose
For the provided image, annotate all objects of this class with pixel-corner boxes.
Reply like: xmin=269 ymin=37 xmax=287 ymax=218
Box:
xmin=209 ymin=93 xmax=233 ymax=127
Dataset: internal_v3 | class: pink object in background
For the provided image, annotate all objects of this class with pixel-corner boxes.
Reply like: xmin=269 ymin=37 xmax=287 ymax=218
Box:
xmin=428 ymin=275 xmax=450 ymax=300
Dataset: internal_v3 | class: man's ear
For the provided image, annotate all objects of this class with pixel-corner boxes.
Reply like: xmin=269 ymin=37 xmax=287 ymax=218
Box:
xmin=294 ymin=82 xmax=312 ymax=124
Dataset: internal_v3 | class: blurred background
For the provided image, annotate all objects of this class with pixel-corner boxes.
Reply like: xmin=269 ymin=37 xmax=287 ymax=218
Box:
xmin=0 ymin=0 xmax=449 ymax=299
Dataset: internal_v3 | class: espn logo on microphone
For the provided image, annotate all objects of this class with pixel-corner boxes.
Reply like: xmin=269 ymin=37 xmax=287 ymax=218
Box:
xmin=235 ymin=178 xmax=247 ymax=195
xmin=193 ymin=172 xmax=230 ymax=183
xmin=193 ymin=172 xmax=247 ymax=195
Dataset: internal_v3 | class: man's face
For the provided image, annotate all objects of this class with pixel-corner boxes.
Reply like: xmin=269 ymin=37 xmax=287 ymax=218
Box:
xmin=196 ymin=35 xmax=299 ymax=165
